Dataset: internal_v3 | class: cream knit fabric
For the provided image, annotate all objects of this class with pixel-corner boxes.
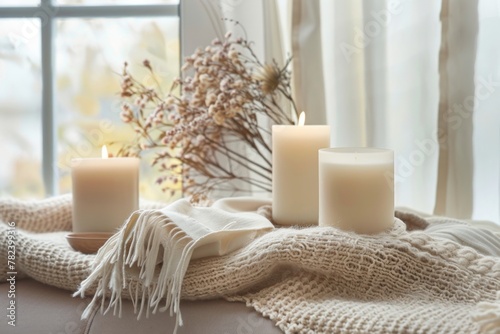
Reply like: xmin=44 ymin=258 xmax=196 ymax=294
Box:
xmin=1 ymin=195 xmax=500 ymax=334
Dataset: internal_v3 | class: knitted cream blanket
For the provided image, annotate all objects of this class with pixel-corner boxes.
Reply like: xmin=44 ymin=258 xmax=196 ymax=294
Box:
xmin=1 ymin=195 xmax=500 ymax=334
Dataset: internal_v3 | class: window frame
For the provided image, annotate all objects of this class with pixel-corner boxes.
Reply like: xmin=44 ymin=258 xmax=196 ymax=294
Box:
xmin=0 ymin=0 xmax=179 ymax=195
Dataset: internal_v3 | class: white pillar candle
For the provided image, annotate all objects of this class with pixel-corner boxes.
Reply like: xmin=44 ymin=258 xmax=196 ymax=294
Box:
xmin=71 ymin=146 xmax=140 ymax=233
xmin=319 ymin=147 xmax=394 ymax=234
xmin=272 ymin=113 xmax=331 ymax=225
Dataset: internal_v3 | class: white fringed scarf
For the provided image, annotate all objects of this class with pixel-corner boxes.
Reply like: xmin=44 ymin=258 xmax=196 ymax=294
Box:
xmin=74 ymin=198 xmax=274 ymax=332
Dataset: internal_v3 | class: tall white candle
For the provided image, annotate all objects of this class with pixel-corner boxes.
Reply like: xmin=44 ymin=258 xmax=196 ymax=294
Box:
xmin=272 ymin=113 xmax=330 ymax=225
xmin=71 ymin=146 xmax=140 ymax=233
xmin=319 ymin=147 xmax=394 ymax=234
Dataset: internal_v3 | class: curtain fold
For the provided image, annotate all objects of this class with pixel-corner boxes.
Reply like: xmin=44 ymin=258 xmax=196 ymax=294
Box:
xmin=290 ymin=0 xmax=326 ymax=125
xmin=320 ymin=0 xmax=368 ymax=146
xmin=434 ymin=0 xmax=478 ymax=219
xmin=360 ymin=0 xmax=388 ymax=147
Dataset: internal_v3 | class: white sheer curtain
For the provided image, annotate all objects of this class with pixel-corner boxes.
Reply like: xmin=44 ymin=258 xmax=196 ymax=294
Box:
xmin=191 ymin=0 xmax=500 ymax=223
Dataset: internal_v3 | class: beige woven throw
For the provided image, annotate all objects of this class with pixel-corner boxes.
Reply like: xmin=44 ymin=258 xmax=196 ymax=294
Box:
xmin=1 ymin=195 xmax=500 ymax=334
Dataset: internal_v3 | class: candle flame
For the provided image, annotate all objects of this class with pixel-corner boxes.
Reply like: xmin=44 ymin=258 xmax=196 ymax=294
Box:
xmin=298 ymin=111 xmax=306 ymax=126
xmin=101 ymin=145 xmax=109 ymax=159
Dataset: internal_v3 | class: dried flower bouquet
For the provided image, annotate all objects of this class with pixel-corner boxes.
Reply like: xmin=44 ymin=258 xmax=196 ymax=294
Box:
xmin=118 ymin=28 xmax=297 ymax=202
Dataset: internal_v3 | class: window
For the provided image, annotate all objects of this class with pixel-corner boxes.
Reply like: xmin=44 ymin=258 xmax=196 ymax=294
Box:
xmin=0 ymin=0 xmax=179 ymax=199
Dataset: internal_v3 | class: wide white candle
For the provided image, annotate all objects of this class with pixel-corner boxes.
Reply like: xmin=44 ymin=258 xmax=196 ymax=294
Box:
xmin=319 ymin=147 xmax=394 ymax=234
xmin=71 ymin=146 xmax=140 ymax=233
xmin=272 ymin=113 xmax=331 ymax=225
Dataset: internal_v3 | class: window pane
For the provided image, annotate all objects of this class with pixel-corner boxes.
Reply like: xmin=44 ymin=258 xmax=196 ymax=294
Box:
xmin=56 ymin=0 xmax=178 ymax=5
xmin=55 ymin=17 xmax=179 ymax=200
xmin=0 ymin=19 xmax=43 ymax=198
xmin=0 ymin=0 xmax=39 ymax=6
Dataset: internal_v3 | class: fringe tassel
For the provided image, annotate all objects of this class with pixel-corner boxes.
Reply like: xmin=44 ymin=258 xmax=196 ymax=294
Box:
xmin=75 ymin=209 xmax=196 ymax=333
xmin=473 ymin=291 xmax=500 ymax=333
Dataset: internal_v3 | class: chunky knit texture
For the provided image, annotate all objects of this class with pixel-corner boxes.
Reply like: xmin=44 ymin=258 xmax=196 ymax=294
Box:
xmin=1 ymin=195 xmax=500 ymax=334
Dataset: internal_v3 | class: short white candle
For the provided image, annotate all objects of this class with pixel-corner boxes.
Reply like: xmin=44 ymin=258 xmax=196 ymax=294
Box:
xmin=272 ymin=112 xmax=331 ymax=225
xmin=71 ymin=146 xmax=140 ymax=233
xmin=319 ymin=147 xmax=394 ymax=234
